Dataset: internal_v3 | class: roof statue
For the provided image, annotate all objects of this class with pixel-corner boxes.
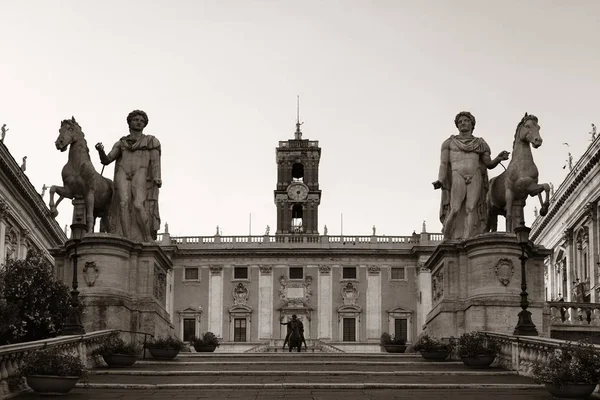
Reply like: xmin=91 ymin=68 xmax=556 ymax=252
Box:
xmin=1 ymin=124 xmax=8 ymax=142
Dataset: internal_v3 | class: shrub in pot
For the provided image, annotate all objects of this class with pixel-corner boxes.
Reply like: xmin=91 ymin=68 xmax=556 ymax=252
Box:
xmin=532 ymin=340 xmax=600 ymax=399
xmin=192 ymin=332 xmax=220 ymax=352
xmin=17 ymin=346 xmax=87 ymax=395
xmin=457 ymin=332 xmax=500 ymax=367
xmin=146 ymin=336 xmax=185 ymax=359
xmin=380 ymin=332 xmax=407 ymax=353
xmin=92 ymin=333 xmax=141 ymax=367
xmin=412 ymin=333 xmax=453 ymax=361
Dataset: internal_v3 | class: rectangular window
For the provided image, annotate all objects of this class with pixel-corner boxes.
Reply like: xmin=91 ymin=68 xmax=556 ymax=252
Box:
xmin=289 ymin=267 xmax=303 ymax=280
xmin=184 ymin=267 xmax=199 ymax=280
xmin=342 ymin=267 xmax=357 ymax=280
xmin=343 ymin=318 xmax=356 ymax=342
xmin=183 ymin=318 xmax=196 ymax=342
xmin=391 ymin=267 xmax=405 ymax=280
xmin=394 ymin=318 xmax=408 ymax=341
xmin=234 ymin=318 xmax=247 ymax=342
xmin=234 ymin=266 xmax=248 ymax=280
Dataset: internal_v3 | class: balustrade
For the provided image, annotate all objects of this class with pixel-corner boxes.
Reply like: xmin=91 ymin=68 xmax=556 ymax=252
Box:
xmin=0 ymin=330 xmax=115 ymax=398
xmin=547 ymin=301 xmax=600 ymax=326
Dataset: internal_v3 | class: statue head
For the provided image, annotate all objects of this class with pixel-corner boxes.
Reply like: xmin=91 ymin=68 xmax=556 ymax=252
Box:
xmin=292 ymin=314 xmax=297 ymax=320
xmin=454 ymin=111 xmax=476 ymax=133
xmin=126 ymin=110 xmax=149 ymax=129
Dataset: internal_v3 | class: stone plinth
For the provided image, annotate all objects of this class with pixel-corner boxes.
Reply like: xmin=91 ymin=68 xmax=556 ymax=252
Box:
xmin=51 ymin=233 xmax=174 ymax=338
xmin=423 ymin=233 xmax=550 ymax=338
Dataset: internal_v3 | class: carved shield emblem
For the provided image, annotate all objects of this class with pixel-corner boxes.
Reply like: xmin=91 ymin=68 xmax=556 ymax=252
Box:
xmin=495 ymin=258 xmax=514 ymax=286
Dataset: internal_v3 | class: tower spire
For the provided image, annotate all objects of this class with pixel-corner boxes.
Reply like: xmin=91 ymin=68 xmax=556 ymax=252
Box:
xmin=295 ymin=95 xmax=303 ymax=140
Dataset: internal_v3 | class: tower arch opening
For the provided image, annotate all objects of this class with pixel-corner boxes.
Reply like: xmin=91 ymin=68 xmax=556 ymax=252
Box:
xmin=291 ymin=204 xmax=304 ymax=233
xmin=292 ymin=162 xmax=304 ymax=182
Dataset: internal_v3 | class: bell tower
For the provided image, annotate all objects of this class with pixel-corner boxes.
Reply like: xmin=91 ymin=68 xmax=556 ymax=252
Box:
xmin=274 ymin=105 xmax=322 ymax=235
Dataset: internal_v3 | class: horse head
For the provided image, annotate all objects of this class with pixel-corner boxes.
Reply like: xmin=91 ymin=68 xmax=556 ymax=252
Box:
xmin=56 ymin=116 xmax=83 ymax=152
xmin=515 ymin=112 xmax=542 ymax=149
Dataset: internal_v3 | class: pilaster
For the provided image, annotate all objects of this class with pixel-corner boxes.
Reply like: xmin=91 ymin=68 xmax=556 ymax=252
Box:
xmin=318 ymin=265 xmax=332 ymax=339
xmin=208 ymin=265 xmax=224 ymax=337
xmin=258 ymin=265 xmax=273 ymax=339
xmin=366 ymin=265 xmax=381 ymax=341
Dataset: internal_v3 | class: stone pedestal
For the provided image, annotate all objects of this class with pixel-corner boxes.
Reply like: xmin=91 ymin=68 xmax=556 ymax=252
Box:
xmin=423 ymin=233 xmax=551 ymax=338
xmin=51 ymin=233 xmax=174 ymax=338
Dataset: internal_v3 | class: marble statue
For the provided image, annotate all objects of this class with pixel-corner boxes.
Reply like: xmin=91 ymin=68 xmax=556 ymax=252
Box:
xmin=50 ymin=117 xmax=113 ymax=233
xmin=422 ymin=220 xmax=426 ymax=233
xmin=372 ymin=225 xmax=376 ymax=235
xmin=487 ymin=113 xmax=550 ymax=232
xmin=41 ymin=184 xmax=48 ymax=198
xmin=323 ymin=225 xmax=328 ymax=235
xmin=20 ymin=156 xmax=26 ymax=172
xmin=164 ymin=222 xmax=169 ymax=234
xmin=1 ymin=124 xmax=8 ymax=142
xmin=265 ymin=225 xmax=270 ymax=235
xmin=433 ymin=111 xmax=509 ymax=239
xmin=216 ymin=225 xmax=220 ymax=235
xmin=591 ymin=123 xmax=597 ymax=141
xmin=96 ymin=110 xmax=161 ymax=242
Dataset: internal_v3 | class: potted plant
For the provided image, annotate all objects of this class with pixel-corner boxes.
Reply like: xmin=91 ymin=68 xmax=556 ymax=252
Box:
xmin=380 ymin=332 xmax=407 ymax=353
xmin=412 ymin=333 xmax=453 ymax=361
xmin=146 ymin=335 xmax=185 ymax=360
xmin=191 ymin=332 xmax=220 ymax=352
xmin=17 ymin=346 xmax=86 ymax=395
xmin=532 ymin=340 xmax=600 ymax=399
xmin=92 ymin=333 xmax=141 ymax=367
xmin=457 ymin=332 xmax=500 ymax=367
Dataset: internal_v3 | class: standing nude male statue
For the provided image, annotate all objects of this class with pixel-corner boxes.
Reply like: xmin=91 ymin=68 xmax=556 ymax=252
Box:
xmin=432 ymin=111 xmax=509 ymax=240
xmin=95 ymin=110 xmax=161 ymax=242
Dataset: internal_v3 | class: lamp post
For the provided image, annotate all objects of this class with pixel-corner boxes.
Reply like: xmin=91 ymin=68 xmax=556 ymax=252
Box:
xmin=513 ymin=225 xmax=538 ymax=336
xmin=62 ymin=201 xmax=86 ymax=335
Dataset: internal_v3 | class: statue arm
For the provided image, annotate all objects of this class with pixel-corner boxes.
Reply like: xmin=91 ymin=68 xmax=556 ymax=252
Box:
xmin=433 ymin=139 xmax=450 ymax=189
xmin=481 ymin=150 xmax=510 ymax=169
xmin=97 ymin=142 xmax=120 ymax=165
xmin=150 ymin=147 xmax=161 ymax=187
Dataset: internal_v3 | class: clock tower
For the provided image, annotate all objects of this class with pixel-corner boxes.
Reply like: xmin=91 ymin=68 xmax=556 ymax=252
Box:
xmin=274 ymin=120 xmax=322 ymax=234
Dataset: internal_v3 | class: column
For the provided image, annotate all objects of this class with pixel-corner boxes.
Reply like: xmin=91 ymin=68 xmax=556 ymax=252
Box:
xmin=366 ymin=265 xmax=381 ymax=341
xmin=318 ymin=265 xmax=332 ymax=339
xmin=208 ymin=265 xmax=223 ymax=337
xmin=258 ymin=265 xmax=273 ymax=339
xmin=587 ymin=205 xmax=597 ymax=302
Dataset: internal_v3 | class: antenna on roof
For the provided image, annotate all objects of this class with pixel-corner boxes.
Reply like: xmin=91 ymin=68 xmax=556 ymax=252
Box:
xmin=295 ymin=95 xmax=303 ymax=140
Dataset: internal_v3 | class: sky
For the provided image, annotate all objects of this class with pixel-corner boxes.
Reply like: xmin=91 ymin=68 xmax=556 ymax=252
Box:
xmin=0 ymin=0 xmax=599 ymax=238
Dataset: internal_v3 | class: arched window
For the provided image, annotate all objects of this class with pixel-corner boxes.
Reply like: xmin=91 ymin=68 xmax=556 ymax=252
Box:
xmin=291 ymin=204 xmax=303 ymax=233
xmin=291 ymin=162 xmax=304 ymax=182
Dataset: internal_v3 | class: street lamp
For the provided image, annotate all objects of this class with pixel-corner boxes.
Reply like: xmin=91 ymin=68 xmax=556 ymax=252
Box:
xmin=62 ymin=203 xmax=86 ymax=335
xmin=513 ymin=224 xmax=538 ymax=336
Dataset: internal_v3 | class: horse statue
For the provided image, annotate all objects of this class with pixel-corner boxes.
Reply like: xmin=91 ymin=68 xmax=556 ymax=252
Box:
xmin=287 ymin=321 xmax=302 ymax=353
xmin=49 ymin=117 xmax=114 ymax=233
xmin=487 ymin=113 xmax=550 ymax=233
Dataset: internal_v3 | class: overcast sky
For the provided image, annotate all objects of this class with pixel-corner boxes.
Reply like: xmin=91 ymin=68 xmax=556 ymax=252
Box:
xmin=1 ymin=0 xmax=599 ymax=238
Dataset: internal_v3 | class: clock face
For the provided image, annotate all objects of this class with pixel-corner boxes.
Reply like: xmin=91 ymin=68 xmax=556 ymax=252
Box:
xmin=287 ymin=183 xmax=308 ymax=201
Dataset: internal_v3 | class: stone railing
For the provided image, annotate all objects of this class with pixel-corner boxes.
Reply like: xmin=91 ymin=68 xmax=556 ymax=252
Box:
xmin=313 ymin=340 xmax=344 ymax=353
xmin=155 ymin=233 xmax=443 ymax=249
xmin=0 ymin=330 xmax=115 ymax=398
xmin=546 ymin=301 xmax=600 ymax=326
xmin=481 ymin=332 xmax=600 ymax=377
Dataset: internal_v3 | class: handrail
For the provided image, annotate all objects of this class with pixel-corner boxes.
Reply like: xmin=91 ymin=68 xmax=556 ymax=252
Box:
xmin=117 ymin=329 xmax=155 ymax=360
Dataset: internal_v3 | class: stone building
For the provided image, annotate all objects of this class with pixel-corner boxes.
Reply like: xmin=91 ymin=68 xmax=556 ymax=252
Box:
xmin=0 ymin=140 xmax=66 ymax=265
xmin=530 ymin=137 xmax=600 ymax=304
xmin=161 ymin=123 xmax=443 ymax=351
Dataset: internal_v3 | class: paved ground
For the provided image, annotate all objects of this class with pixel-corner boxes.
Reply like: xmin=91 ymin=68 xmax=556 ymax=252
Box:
xmin=15 ymin=387 xmax=554 ymax=399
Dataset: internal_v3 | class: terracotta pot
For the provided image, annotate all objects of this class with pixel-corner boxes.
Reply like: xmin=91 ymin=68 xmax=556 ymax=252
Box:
xmin=26 ymin=375 xmax=79 ymax=395
xmin=383 ymin=345 xmax=407 ymax=353
xmin=148 ymin=347 xmax=180 ymax=360
xmin=543 ymin=382 xmax=597 ymax=399
xmin=102 ymin=353 xmax=137 ymax=367
xmin=419 ymin=350 xmax=450 ymax=361
xmin=194 ymin=344 xmax=217 ymax=352
xmin=461 ymin=355 xmax=496 ymax=368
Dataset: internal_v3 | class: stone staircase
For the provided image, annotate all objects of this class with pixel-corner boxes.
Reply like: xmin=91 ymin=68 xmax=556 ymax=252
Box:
xmin=15 ymin=352 xmax=554 ymax=399
xmin=252 ymin=339 xmax=343 ymax=353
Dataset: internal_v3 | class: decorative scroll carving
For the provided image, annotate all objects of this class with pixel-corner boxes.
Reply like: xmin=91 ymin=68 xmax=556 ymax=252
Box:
xmin=209 ymin=265 xmax=223 ymax=275
xmin=83 ymin=261 xmax=99 ymax=287
xmin=341 ymin=282 xmax=359 ymax=306
xmin=432 ymin=267 xmax=444 ymax=303
xmin=0 ymin=199 xmax=9 ymax=220
xmin=494 ymin=258 xmax=515 ymax=286
xmin=153 ymin=264 xmax=166 ymax=305
xmin=233 ymin=282 xmax=249 ymax=306
xmin=259 ymin=265 xmax=272 ymax=275
xmin=278 ymin=274 xmax=313 ymax=307
xmin=318 ymin=265 xmax=331 ymax=274
xmin=367 ymin=265 xmax=381 ymax=275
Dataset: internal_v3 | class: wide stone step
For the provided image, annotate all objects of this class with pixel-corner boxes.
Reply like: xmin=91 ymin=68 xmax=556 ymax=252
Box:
xmin=86 ymin=372 xmax=535 ymax=385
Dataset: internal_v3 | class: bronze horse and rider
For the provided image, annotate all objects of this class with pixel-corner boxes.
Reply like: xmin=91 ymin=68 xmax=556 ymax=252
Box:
xmin=280 ymin=315 xmax=306 ymax=352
